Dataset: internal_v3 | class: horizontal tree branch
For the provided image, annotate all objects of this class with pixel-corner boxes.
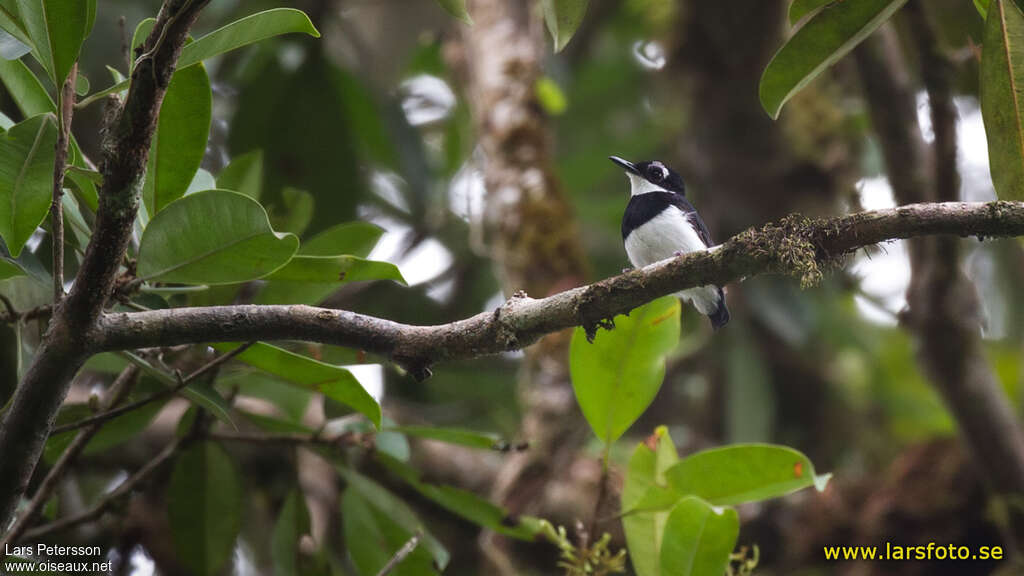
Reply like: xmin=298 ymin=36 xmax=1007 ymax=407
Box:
xmin=94 ymin=201 xmax=1024 ymax=377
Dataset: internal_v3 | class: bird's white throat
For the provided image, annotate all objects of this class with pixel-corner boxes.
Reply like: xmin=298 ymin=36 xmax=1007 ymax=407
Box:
xmin=627 ymin=173 xmax=668 ymax=196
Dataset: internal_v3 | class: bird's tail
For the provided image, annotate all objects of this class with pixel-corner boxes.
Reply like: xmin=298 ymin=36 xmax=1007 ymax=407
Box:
xmin=679 ymin=285 xmax=729 ymax=330
xmin=707 ymin=287 xmax=729 ymax=330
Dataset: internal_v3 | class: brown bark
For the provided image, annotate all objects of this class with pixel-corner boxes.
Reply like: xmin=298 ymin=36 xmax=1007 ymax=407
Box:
xmin=459 ymin=0 xmax=591 ymax=568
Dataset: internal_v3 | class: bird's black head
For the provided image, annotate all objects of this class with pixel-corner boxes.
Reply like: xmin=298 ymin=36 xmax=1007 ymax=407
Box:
xmin=609 ymin=156 xmax=686 ymax=195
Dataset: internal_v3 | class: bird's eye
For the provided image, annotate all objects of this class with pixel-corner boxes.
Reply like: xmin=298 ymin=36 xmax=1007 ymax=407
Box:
xmin=649 ymin=166 xmax=666 ymax=181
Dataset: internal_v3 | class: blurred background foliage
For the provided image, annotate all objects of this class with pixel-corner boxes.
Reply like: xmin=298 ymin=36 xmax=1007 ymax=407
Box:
xmin=1 ymin=0 xmax=1022 ymax=574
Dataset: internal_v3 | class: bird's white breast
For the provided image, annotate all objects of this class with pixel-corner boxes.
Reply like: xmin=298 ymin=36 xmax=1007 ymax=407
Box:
xmin=624 ymin=206 xmax=706 ymax=268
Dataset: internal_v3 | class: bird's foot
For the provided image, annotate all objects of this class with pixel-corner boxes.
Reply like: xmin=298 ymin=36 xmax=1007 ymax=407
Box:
xmin=674 ymin=250 xmax=685 ymax=258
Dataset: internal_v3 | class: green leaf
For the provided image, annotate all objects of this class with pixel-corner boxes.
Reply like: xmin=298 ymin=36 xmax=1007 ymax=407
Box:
xmin=435 ymin=0 xmax=471 ymax=24
xmin=15 ymin=0 xmax=87 ymax=85
xmin=981 ymin=0 xmax=1024 ymax=200
xmin=65 ymin=164 xmax=101 ymax=185
xmin=185 ymin=167 xmax=216 ymax=196
xmin=341 ymin=489 xmax=439 ymax=576
xmin=168 ymin=441 xmax=243 ymax=576
xmin=213 ymin=342 xmax=381 ymax=428
xmin=337 ymin=466 xmax=449 ymax=570
xmin=73 ymin=71 xmax=87 ymax=95
xmin=0 ymin=114 xmax=57 ymax=257
xmin=121 ymin=351 xmax=236 ymax=427
xmin=659 ymin=497 xmax=739 ymax=576
xmin=180 ymin=8 xmax=319 ymax=69
xmin=217 ymin=149 xmax=263 ymax=200
xmin=664 ymin=443 xmax=830 ymax=506
xmin=376 ymin=453 xmax=543 ymax=540
xmin=299 ymin=221 xmax=384 ymax=257
xmin=270 ymin=186 xmax=313 ymax=236
xmin=383 ymin=425 xmax=510 ymax=451
xmin=84 ymin=0 xmax=95 ymax=37
xmin=621 ymin=427 xmax=679 ymax=576
xmin=271 ymin=490 xmax=311 ymax=576
xmin=0 ymin=3 xmax=33 ymax=54
xmin=569 ymin=296 xmax=680 ymax=444
xmin=0 ymin=257 xmax=24 ymax=280
xmin=44 ymin=386 xmax=167 ymax=465
xmin=264 ymin=255 xmax=405 ymax=285
xmin=542 ymin=0 xmax=588 ymax=52
xmin=759 ymin=0 xmax=908 ymax=119
xmin=788 ymin=0 xmax=836 ymax=25
xmin=0 ymin=27 xmax=31 ymax=59
xmin=976 ymin=0 xmax=991 ymax=19
xmin=96 ymin=9 xmax=322 ymax=105
xmin=137 ymin=190 xmax=299 ymax=285
xmin=0 ymin=57 xmax=53 ymax=115
xmin=143 ymin=60 xmax=212 ymax=215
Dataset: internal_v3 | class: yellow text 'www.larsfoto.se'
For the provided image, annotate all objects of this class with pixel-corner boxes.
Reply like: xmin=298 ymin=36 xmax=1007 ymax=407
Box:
xmin=824 ymin=543 xmax=1004 ymax=561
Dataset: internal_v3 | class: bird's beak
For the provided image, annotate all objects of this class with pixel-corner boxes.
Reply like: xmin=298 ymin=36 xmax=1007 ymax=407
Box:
xmin=609 ymin=156 xmax=639 ymax=175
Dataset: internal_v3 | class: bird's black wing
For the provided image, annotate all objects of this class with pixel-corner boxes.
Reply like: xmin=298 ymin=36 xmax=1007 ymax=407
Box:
xmin=669 ymin=194 xmax=714 ymax=246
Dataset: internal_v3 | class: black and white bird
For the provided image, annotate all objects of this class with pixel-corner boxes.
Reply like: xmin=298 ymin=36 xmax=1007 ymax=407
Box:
xmin=611 ymin=156 xmax=729 ymax=329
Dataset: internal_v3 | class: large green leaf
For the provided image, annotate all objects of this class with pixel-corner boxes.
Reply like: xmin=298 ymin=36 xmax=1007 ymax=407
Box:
xmin=179 ymin=8 xmax=320 ymax=69
xmin=15 ymin=0 xmax=87 ymax=85
xmin=622 ymin=427 xmax=679 ymax=576
xmin=542 ymin=0 xmax=588 ymax=52
xmin=759 ymin=0 xmax=908 ymax=119
xmin=143 ymin=60 xmax=212 ymax=214
xmin=376 ymin=453 xmax=543 ymax=541
xmin=213 ymin=342 xmax=381 ymax=428
xmin=93 ymin=9 xmax=321 ymax=102
xmin=167 ymin=442 xmax=243 ymax=576
xmin=569 ymin=296 xmax=680 ymax=444
xmin=981 ymin=0 xmax=1024 ymax=200
xmin=0 ymin=58 xmax=97 ymax=209
xmin=299 ymin=221 xmax=384 ymax=257
xmin=0 ymin=114 xmax=56 ymax=257
xmin=217 ymin=149 xmax=263 ymax=200
xmin=664 ymin=444 xmax=830 ymax=506
xmin=137 ymin=190 xmax=299 ymax=285
xmin=659 ymin=497 xmax=739 ymax=576
xmin=271 ymin=490 xmax=311 ymax=576
xmin=435 ymin=0 xmax=471 ymax=24
xmin=341 ymin=489 xmax=438 ymax=576
xmin=337 ymin=466 xmax=449 ymax=571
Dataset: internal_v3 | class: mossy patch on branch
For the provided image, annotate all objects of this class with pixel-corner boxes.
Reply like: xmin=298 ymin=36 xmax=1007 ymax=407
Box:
xmin=731 ymin=214 xmax=825 ymax=288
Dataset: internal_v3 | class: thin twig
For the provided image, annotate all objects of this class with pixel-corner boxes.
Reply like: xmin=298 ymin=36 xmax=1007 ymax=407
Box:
xmin=50 ymin=63 xmax=78 ymax=301
xmin=20 ymin=436 xmax=183 ymax=541
xmin=587 ymin=448 xmax=611 ymax=538
xmin=0 ymin=365 xmax=139 ymax=548
xmin=375 ymin=531 xmax=422 ymax=576
xmin=51 ymin=342 xmax=256 ymax=435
